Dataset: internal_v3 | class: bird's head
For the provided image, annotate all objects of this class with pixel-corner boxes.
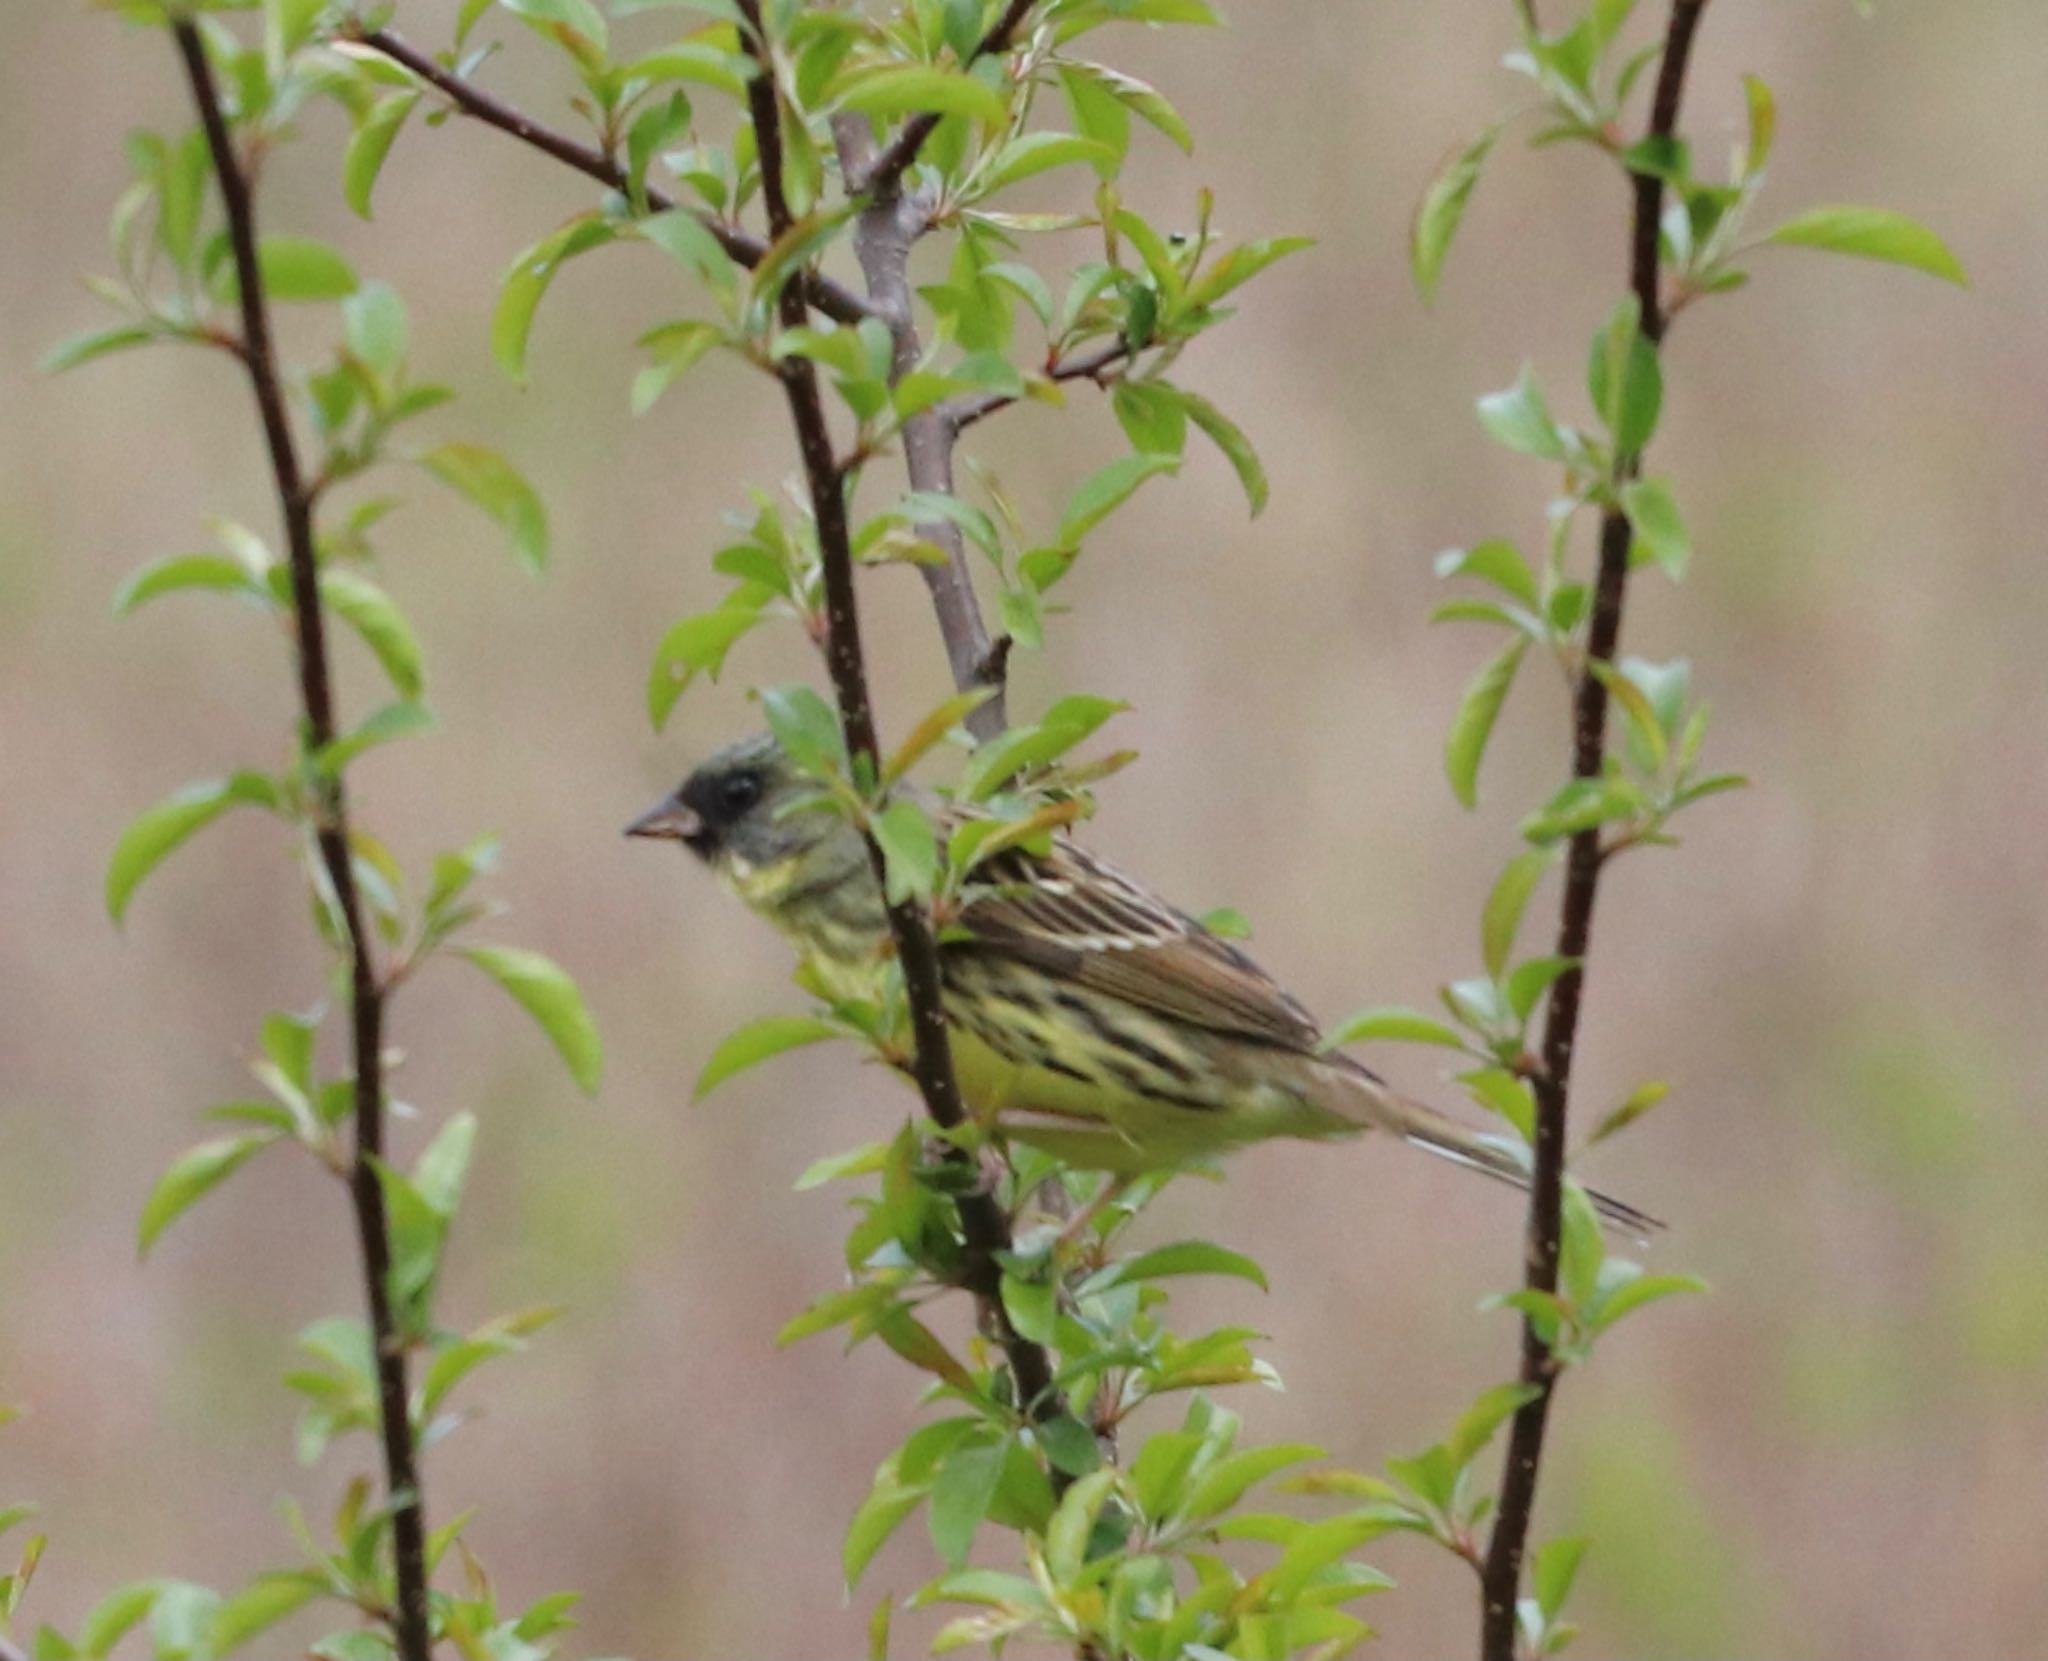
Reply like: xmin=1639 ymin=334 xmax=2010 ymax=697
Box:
xmin=624 ymin=731 xmax=841 ymax=875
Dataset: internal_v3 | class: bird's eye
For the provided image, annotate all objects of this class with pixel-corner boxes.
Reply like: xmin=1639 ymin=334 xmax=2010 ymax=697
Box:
xmin=719 ymin=773 xmax=762 ymax=815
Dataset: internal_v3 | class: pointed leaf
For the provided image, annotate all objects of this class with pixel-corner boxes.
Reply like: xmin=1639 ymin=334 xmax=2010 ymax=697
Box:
xmin=139 ymin=1135 xmax=275 ymax=1255
xmin=694 ymin=1014 xmax=843 ymax=1100
xmin=461 ymin=946 xmax=602 ymax=1094
xmin=1445 ymin=637 xmax=1528 ymax=808
xmin=1764 ymin=205 xmax=1966 ymax=285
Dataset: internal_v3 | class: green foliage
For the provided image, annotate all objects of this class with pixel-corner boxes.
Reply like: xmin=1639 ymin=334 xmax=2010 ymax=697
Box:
xmin=776 ymin=1138 xmax=1393 ymax=1658
xmin=72 ymin=7 xmax=606 ymax=1657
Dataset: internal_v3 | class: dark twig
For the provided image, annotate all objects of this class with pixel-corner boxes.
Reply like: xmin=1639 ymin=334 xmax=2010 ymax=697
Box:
xmin=849 ymin=0 xmax=1038 ymax=200
xmin=173 ymin=23 xmax=432 ymax=1661
xmin=943 ymin=339 xmax=1132 ymax=434
xmin=349 ymin=25 xmax=879 ymax=329
xmin=735 ymin=0 xmax=1062 ymax=1441
xmin=1477 ymin=4 xmax=1708 ymax=1656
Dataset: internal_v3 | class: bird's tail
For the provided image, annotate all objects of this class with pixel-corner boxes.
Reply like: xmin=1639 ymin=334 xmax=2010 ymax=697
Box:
xmin=1318 ymin=1059 xmax=1664 ymax=1239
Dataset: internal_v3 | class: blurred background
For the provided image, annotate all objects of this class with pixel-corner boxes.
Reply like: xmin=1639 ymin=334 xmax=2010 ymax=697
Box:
xmin=4 ymin=1 xmax=2045 ymax=1655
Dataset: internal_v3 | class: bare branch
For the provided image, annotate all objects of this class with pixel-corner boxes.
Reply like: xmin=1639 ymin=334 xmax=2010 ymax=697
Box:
xmin=832 ymin=115 xmax=1006 ymax=738
xmin=173 ymin=22 xmax=431 ymax=1660
xmin=1478 ymin=4 xmax=1710 ymax=1655
xmin=349 ymin=25 xmax=880 ymax=329
xmin=734 ymin=0 xmax=1063 ymax=1445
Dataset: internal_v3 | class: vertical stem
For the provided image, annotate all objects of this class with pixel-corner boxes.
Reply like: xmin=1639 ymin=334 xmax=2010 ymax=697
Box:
xmin=831 ymin=113 xmax=1005 ymax=739
xmin=734 ymin=0 xmax=1061 ymax=1436
xmin=172 ymin=23 xmax=432 ymax=1660
xmin=1477 ymin=5 xmax=1707 ymax=1657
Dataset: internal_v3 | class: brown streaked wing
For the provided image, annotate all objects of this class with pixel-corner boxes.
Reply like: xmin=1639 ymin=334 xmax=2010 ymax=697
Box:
xmin=953 ymin=837 xmax=1325 ymax=1051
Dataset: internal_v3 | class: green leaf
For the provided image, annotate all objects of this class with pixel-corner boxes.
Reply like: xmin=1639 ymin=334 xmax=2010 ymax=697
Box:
xmin=1558 ymin=1182 xmax=1605 ymax=1306
xmin=344 ymin=92 xmax=420 ymax=220
xmin=1091 ymin=1241 xmax=1268 ymax=1293
xmin=1740 ymin=75 xmax=1775 ymax=180
xmin=139 ymin=1135 xmax=275 ymax=1255
xmin=1110 ymin=380 xmax=1188 ymax=458
xmin=1520 ymin=776 xmax=1641 ymax=845
xmin=1590 ymin=1270 xmax=1707 ymax=1330
xmin=640 ymin=210 xmax=741 ymax=300
xmin=412 ymin=1112 xmax=477 ymax=1217
xmin=695 ymin=1014 xmax=843 ymax=1100
xmin=1182 ymin=234 xmax=1314 ymax=312
xmin=836 ymin=64 xmax=1008 ymax=127
xmin=1198 ymin=906 xmax=1251 ymax=939
xmin=314 ymin=699 xmax=434 ymax=774
xmin=1445 ymin=637 xmax=1528 ymax=808
xmin=113 ymin=553 xmax=267 ymax=615
xmin=873 ymin=797 xmax=939 ymax=904
xmin=207 ymin=1574 xmax=321 ymax=1657
xmin=1619 ymin=476 xmax=1691 ymax=579
xmin=758 ymin=683 xmax=846 ymax=777
xmin=1178 ymin=389 xmax=1268 ymax=517
xmin=844 ymin=1477 xmax=925 ymax=1594
xmin=633 ymin=319 xmax=727 ymax=415
xmin=1322 ymin=1006 xmax=1467 ymax=1050
xmin=420 ymin=442 xmax=549 ymax=573
xmin=1057 ymin=452 xmax=1177 ymax=546
xmin=1476 ymin=365 xmax=1566 ymax=461
xmin=461 ymin=946 xmax=603 ymax=1094
xmin=1045 ymin=1466 xmax=1119 ymax=1582
xmin=1587 ymin=1078 xmax=1669 ymax=1145
xmin=619 ymin=41 xmax=753 ymax=96
xmin=248 ymin=237 xmax=359 ymax=302
xmin=1482 ymin=849 xmax=1556 ymax=978
xmin=321 ymin=569 xmax=424 ymax=698
xmin=1764 ymin=205 xmax=1967 ymax=285
xmin=41 ymin=325 xmax=158 ymax=375
xmin=502 ymin=0 xmax=610 ymax=60
xmin=342 ymin=280 xmax=409 ymax=376
xmin=1034 ymin=1414 xmax=1102 ymax=1478
xmin=107 ymin=773 xmax=278 ymax=923
xmin=976 ymin=133 xmax=1115 ymax=195
xmin=1586 ymin=296 xmax=1662 ymax=454
xmin=1435 ymin=538 xmax=1541 ymax=610
xmin=1463 ymin=1067 xmax=1535 ymax=1141
xmin=793 ymin=1140 xmax=890 ymax=1190
xmin=78 ymin=1581 xmax=164 ymax=1659
xmin=1412 ymin=123 xmax=1499 ymax=303
xmin=1268 ymin=1514 xmax=1393 ymax=1605
xmin=882 ymin=688 xmax=995 ymax=786
xmin=1532 ymin=1536 xmax=1589 ymax=1622
xmin=647 ymin=600 xmax=765 ymax=729
xmin=493 ymin=215 xmax=618 ymax=385
xmin=1180 ymin=1445 xmax=1322 ymax=1523
xmin=1446 ymin=1381 xmax=1542 ymax=1467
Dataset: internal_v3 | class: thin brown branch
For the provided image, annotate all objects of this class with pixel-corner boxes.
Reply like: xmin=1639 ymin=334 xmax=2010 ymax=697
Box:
xmin=173 ymin=22 xmax=431 ymax=1661
xmin=943 ymin=339 xmax=1132 ymax=435
xmin=348 ymin=25 xmax=879 ymax=329
xmin=850 ymin=0 xmax=1038 ymax=200
xmin=735 ymin=0 xmax=1062 ymax=1441
xmin=1477 ymin=3 xmax=1708 ymax=1657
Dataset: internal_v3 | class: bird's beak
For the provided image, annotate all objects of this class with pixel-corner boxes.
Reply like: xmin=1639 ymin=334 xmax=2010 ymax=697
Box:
xmin=624 ymin=798 xmax=702 ymax=843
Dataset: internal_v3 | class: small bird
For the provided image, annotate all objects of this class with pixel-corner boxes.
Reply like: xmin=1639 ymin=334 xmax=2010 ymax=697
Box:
xmin=628 ymin=732 xmax=1658 ymax=1234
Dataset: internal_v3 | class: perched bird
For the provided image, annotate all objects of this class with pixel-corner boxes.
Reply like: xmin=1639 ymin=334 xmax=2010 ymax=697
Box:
xmin=628 ymin=731 xmax=1658 ymax=1234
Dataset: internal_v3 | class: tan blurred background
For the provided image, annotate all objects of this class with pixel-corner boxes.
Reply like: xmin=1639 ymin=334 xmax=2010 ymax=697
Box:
xmin=4 ymin=1 xmax=2045 ymax=1654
